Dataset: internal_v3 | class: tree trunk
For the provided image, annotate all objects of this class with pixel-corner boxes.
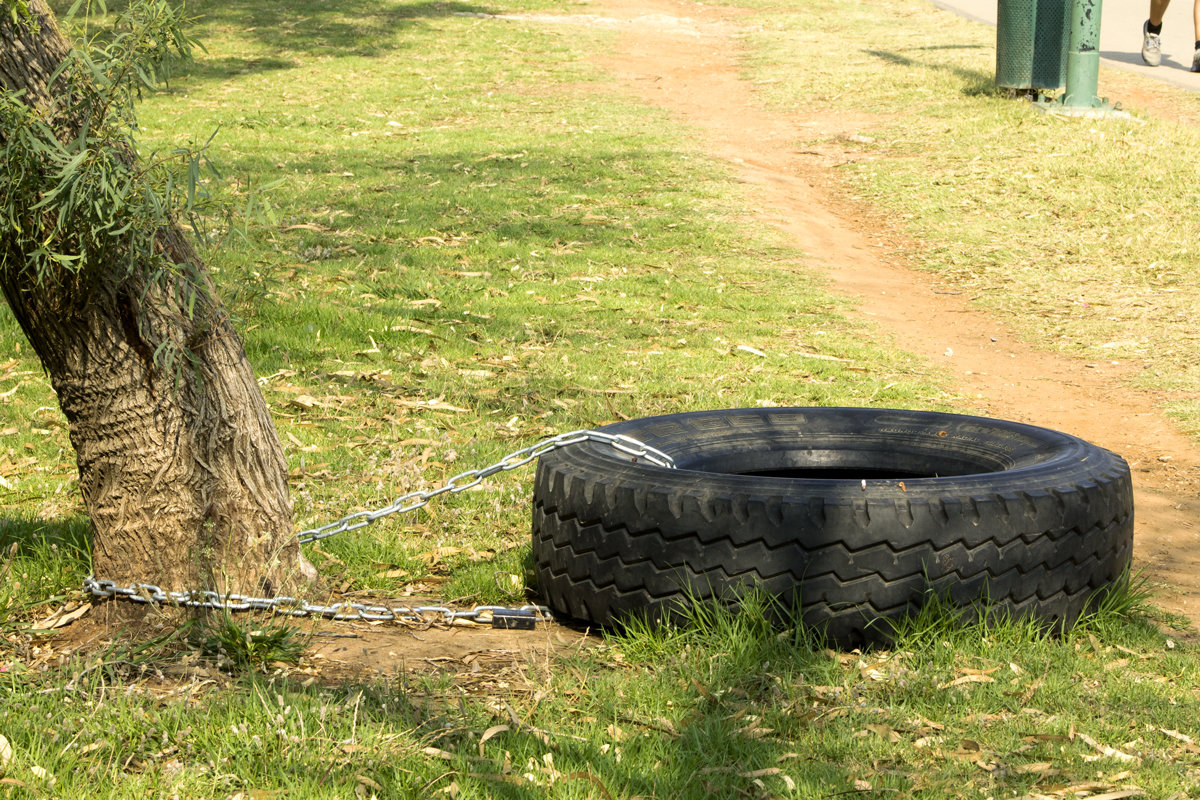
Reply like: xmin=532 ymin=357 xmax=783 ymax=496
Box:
xmin=0 ymin=1 xmax=304 ymax=597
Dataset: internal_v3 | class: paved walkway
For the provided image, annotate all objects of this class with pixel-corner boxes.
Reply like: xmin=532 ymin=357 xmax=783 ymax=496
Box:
xmin=931 ymin=0 xmax=1200 ymax=91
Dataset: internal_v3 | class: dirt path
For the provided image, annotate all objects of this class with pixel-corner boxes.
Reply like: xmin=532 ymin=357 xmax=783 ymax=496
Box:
xmin=586 ymin=0 xmax=1200 ymax=627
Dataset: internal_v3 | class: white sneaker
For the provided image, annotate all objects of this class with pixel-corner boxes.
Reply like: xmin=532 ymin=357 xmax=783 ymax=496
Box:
xmin=1143 ymin=21 xmax=1162 ymax=66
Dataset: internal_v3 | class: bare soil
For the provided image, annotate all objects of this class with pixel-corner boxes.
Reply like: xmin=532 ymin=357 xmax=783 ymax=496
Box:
xmin=33 ymin=599 xmax=594 ymax=690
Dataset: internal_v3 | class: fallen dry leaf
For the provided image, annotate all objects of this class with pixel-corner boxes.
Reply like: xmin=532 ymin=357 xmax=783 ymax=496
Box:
xmin=938 ymin=673 xmax=995 ymax=689
xmin=33 ymin=602 xmax=91 ymax=630
xmin=1074 ymin=731 xmax=1139 ymax=763
xmin=478 ymin=725 xmax=509 ymax=757
xmin=1013 ymin=762 xmax=1058 ymax=775
xmin=395 ymin=397 xmax=470 ymax=413
xmin=29 ymin=766 xmax=54 ymax=787
xmin=1159 ymin=728 xmax=1195 ymax=745
xmin=290 ymin=395 xmax=325 ymax=410
xmin=1025 ymin=786 xmax=1143 ymax=800
xmin=861 ymin=724 xmax=901 ymax=743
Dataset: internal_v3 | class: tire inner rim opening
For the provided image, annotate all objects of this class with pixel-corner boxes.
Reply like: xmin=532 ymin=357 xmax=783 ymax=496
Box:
xmin=678 ymin=444 xmax=1015 ymax=481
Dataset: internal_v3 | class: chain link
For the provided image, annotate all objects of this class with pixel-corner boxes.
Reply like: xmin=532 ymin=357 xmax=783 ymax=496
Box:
xmin=295 ymin=429 xmax=675 ymax=544
xmin=82 ymin=430 xmax=675 ymax=628
xmin=82 ymin=576 xmax=552 ymax=627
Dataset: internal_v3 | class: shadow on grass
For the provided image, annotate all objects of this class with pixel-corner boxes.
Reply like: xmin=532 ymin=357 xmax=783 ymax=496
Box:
xmin=174 ymin=55 xmax=300 ymax=83
xmin=0 ymin=514 xmax=92 ymax=561
xmin=185 ymin=0 xmax=494 ymax=68
xmin=228 ymin=609 xmax=862 ymax=798
xmin=230 ymin=141 xmax=698 ymax=367
xmin=0 ymin=514 xmax=92 ymax=625
xmin=865 ymin=47 xmax=1001 ymax=97
xmin=50 ymin=0 xmax=499 ymax=84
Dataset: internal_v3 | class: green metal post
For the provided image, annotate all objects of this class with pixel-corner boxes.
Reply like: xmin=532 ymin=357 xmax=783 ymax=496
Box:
xmin=1061 ymin=0 xmax=1101 ymax=108
xmin=1034 ymin=0 xmax=1126 ymax=117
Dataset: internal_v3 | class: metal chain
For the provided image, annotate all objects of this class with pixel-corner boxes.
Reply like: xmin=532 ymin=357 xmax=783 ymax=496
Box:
xmin=82 ymin=430 xmax=676 ymax=629
xmin=296 ymin=429 xmax=675 ymax=545
xmin=82 ymin=576 xmax=552 ymax=628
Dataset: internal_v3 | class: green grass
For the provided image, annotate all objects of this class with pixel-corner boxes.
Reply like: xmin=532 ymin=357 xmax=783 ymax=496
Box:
xmin=5 ymin=0 xmax=942 ymax=600
xmin=190 ymin=610 xmax=310 ymax=672
xmin=1 ymin=0 xmax=1199 ymax=796
xmin=0 ymin=516 xmax=91 ymax=636
xmin=1 ymin=597 xmax=1196 ymax=798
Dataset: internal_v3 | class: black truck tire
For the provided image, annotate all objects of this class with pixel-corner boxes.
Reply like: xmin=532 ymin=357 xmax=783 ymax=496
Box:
xmin=531 ymin=407 xmax=1134 ymax=647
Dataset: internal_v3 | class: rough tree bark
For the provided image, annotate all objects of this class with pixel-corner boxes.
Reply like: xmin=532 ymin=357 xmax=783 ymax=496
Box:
xmin=0 ymin=1 xmax=305 ymax=596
